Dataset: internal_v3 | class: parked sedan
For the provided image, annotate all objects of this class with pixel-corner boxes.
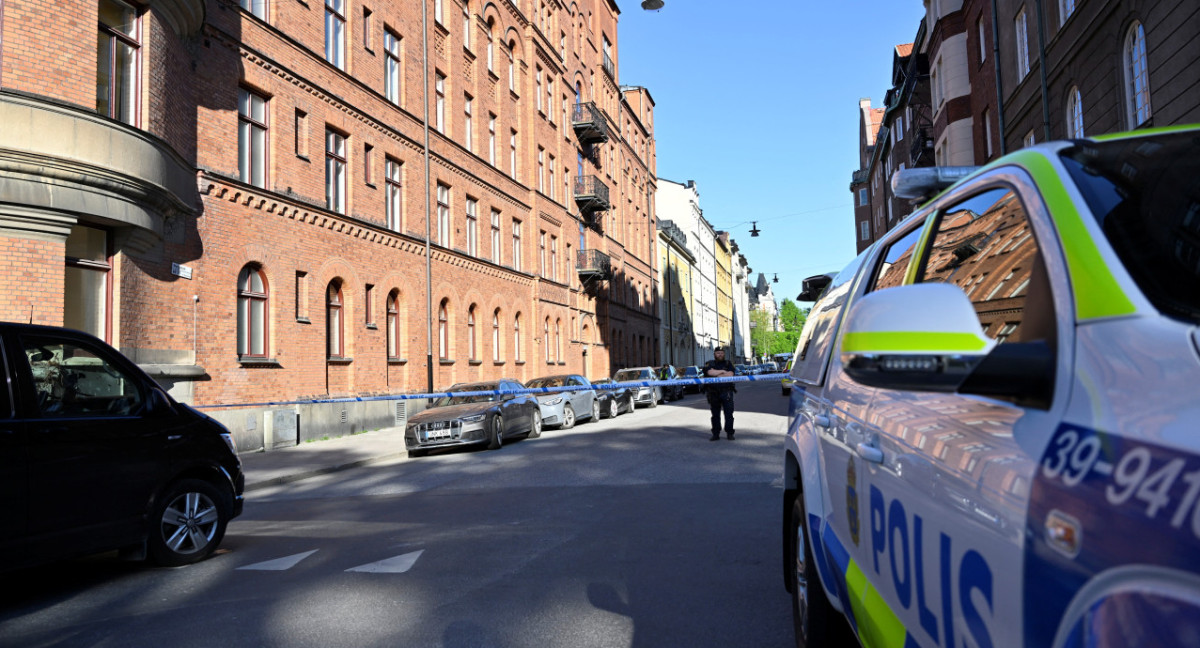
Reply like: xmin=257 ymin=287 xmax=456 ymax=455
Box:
xmin=680 ymin=365 xmax=703 ymax=393
xmin=612 ymin=367 xmax=661 ymax=408
xmin=524 ymin=374 xmax=599 ymax=429
xmin=591 ymin=378 xmax=635 ymax=418
xmin=404 ymin=380 xmax=541 ymax=457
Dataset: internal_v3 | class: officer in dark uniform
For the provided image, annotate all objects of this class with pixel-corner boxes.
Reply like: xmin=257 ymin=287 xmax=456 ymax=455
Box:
xmin=702 ymin=347 xmax=737 ymax=440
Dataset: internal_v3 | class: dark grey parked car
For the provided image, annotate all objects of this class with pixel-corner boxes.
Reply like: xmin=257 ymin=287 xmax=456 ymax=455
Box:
xmin=591 ymin=378 xmax=635 ymax=418
xmin=404 ymin=380 xmax=541 ymax=457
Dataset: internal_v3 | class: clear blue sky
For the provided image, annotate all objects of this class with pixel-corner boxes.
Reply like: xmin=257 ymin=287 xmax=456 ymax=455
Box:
xmin=617 ymin=1 xmax=927 ymax=302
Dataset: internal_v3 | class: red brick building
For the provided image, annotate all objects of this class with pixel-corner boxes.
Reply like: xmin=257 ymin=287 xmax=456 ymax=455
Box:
xmin=0 ymin=0 xmax=659 ymax=447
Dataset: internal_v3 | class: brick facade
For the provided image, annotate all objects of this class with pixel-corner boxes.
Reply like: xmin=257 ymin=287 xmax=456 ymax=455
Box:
xmin=0 ymin=0 xmax=658 ymax=447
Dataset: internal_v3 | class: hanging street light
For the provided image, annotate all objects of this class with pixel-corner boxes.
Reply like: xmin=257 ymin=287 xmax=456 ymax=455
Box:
xmin=641 ymin=0 xmax=664 ymax=10
xmin=749 ymin=221 xmax=760 ymax=237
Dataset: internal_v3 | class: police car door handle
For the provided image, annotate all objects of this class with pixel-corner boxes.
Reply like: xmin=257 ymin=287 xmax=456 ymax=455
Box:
xmin=856 ymin=442 xmax=884 ymax=464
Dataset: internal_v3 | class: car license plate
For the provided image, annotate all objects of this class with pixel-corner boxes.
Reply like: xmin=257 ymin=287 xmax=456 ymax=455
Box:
xmin=423 ymin=423 xmax=453 ymax=441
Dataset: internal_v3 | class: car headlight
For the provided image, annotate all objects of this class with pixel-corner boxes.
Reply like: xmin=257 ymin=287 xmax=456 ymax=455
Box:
xmin=541 ymin=396 xmax=563 ymax=405
xmin=461 ymin=413 xmax=487 ymax=423
xmin=220 ymin=432 xmax=238 ymax=456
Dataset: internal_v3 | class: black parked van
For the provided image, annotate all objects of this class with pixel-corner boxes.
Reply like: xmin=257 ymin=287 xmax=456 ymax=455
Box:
xmin=0 ymin=323 xmax=244 ymax=572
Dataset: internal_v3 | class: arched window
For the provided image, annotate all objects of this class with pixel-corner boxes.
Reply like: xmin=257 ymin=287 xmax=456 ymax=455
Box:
xmin=493 ymin=309 xmax=501 ymax=361
xmin=439 ymin=299 xmax=450 ymax=360
xmin=468 ymin=304 xmax=478 ymax=360
xmin=506 ymin=40 xmax=516 ymax=92
xmin=555 ymin=319 xmax=562 ymax=362
xmin=237 ymin=265 xmax=269 ymax=358
xmin=1066 ymin=86 xmax=1084 ymax=138
xmin=513 ymin=313 xmax=522 ymax=361
xmin=1124 ymin=22 xmax=1152 ymax=128
xmin=544 ymin=318 xmax=551 ymax=362
xmin=486 ymin=18 xmax=495 ymax=72
xmin=327 ymin=280 xmax=344 ymax=358
xmin=387 ymin=290 xmax=401 ymax=359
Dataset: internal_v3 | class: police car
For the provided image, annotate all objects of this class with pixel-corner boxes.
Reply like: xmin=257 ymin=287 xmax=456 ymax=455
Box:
xmin=782 ymin=126 xmax=1200 ymax=648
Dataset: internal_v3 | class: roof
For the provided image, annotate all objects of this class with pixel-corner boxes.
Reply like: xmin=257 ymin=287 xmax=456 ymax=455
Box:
xmin=895 ymin=43 xmax=914 ymax=58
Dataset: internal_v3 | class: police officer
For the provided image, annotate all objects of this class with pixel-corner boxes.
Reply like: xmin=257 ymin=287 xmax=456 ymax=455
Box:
xmin=703 ymin=347 xmax=736 ymax=441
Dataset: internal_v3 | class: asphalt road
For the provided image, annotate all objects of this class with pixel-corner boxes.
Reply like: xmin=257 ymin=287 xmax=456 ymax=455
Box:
xmin=1 ymin=380 xmax=797 ymax=648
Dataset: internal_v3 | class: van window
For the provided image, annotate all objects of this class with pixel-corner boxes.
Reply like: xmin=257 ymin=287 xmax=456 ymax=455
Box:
xmin=792 ymin=249 xmax=869 ymax=387
xmin=20 ymin=336 xmax=144 ymax=418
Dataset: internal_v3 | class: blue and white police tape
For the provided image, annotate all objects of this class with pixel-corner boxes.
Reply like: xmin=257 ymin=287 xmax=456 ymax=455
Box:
xmin=194 ymin=373 xmax=789 ymax=410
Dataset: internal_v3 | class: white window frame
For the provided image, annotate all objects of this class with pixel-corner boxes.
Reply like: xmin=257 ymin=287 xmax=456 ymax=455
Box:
xmin=1066 ymin=86 xmax=1084 ymax=138
xmin=1015 ymin=8 xmax=1030 ymax=79
xmin=1124 ymin=22 xmax=1153 ymax=129
xmin=437 ymin=184 xmax=451 ymax=246
xmin=466 ymin=197 xmax=478 ymax=257
xmin=385 ymin=29 xmax=401 ymax=104
xmin=325 ymin=0 xmax=345 ymax=70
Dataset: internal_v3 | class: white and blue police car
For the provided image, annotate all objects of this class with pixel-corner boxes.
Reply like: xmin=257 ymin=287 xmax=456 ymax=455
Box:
xmin=782 ymin=126 xmax=1200 ymax=648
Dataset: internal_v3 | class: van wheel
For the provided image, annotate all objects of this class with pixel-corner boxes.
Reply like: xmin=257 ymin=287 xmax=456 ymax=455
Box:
xmin=790 ymin=493 xmax=849 ymax=647
xmin=148 ymin=479 xmax=230 ymax=567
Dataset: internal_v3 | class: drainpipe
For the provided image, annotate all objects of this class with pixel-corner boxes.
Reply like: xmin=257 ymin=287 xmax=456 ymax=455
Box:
xmin=1033 ymin=0 xmax=1052 ymax=141
xmin=990 ymin=0 xmax=1008 ymax=154
xmin=422 ymin=0 xmax=434 ymax=392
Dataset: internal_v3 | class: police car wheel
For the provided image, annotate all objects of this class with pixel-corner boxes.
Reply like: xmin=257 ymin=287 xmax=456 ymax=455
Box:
xmin=486 ymin=415 xmax=504 ymax=450
xmin=561 ymin=404 xmax=576 ymax=429
xmin=790 ymin=495 xmax=837 ymax=648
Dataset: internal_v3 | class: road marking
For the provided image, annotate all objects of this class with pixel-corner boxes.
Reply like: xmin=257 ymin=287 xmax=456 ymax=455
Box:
xmin=237 ymin=549 xmax=319 ymax=571
xmin=346 ymin=550 xmax=425 ymax=573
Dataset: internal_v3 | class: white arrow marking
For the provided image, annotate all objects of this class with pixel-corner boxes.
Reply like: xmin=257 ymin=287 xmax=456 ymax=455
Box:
xmin=346 ymin=549 xmax=425 ymax=573
xmin=237 ymin=550 xmax=319 ymax=571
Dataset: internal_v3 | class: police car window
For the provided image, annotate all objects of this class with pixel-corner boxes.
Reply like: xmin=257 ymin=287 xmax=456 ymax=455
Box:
xmin=867 ymin=226 xmax=923 ymax=292
xmin=1060 ymin=134 xmax=1200 ymax=326
xmin=792 ymin=249 xmax=869 ymax=387
xmin=19 ymin=337 xmax=144 ymax=418
xmin=918 ymin=187 xmax=1057 ymax=346
xmin=0 ymin=344 xmax=11 ymax=419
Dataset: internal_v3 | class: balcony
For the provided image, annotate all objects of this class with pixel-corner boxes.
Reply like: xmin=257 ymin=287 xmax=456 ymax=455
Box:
xmin=572 ymin=102 xmax=610 ymax=145
xmin=576 ymin=249 xmax=612 ymax=281
xmin=602 ymin=52 xmax=615 ymax=80
xmin=574 ymin=175 xmax=611 ymax=213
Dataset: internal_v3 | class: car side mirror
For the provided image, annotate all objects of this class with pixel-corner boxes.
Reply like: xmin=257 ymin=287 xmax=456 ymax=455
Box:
xmin=145 ymin=389 xmax=175 ymax=417
xmin=840 ymin=283 xmax=994 ymax=392
xmin=797 ymin=273 xmax=834 ymax=302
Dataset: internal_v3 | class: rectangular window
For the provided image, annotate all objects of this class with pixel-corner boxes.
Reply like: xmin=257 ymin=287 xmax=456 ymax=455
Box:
xmin=434 ymin=0 xmax=442 ymax=24
xmin=491 ymin=209 xmax=502 ymax=261
xmin=550 ymin=235 xmax=558 ymax=282
xmin=385 ymin=158 xmax=402 ymax=231
xmin=978 ymin=16 xmax=987 ymax=63
xmin=510 ymin=130 xmax=518 ymax=179
xmin=858 ymin=188 xmax=868 ymax=206
xmin=536 ymin=66 xmax=543 ymax=113
xmin=97 ymin=0 xmax=140 ymax=126
xmin=1024 ymin=130 xmax=1036 ymax=147
xmin=548 ymin=155 xmax=555 ymax=200
xmin=64 ymin=225 xmax=112 ymax=341
xmin=1015 ymin=8 xmax=1030 ymax=78
xmin=238 ymin=88 xmax=268 ymax=188
xmin=325 ymin=129 xmax=347 ymax=213
xmin=362 ymin=8 xmax=373 ymax=50
xmin=983 ymin=108 xmax=993 ymax=157
xmin=435 ymin=73 xmax=446 ymax=133
xmin=537 ymin=147 xmax=545 ymax=193
xmin=296 ymin=271 xmax=310 ymax=321
xmin=365 ymin=283 xmax=375 ymax=325
xmin=546 ymin=77 xmax=554 ymax=122
xmin=539 ymin=230 xmax=547 ymax=276
xmin=239 ymin=0 xmax=267 ymax=19
xmin=860 ymin=220 xmax=869 ymax=241
xmin=437 ymin=183 xmax=451 ymax=245
xmin=464 ymin=95 xmax=473 ymax=152
xmin=512 ymin=219 xmax=522 ymax=270
xmin=325 ymin=0 xmax=345 ymax=69
xmin=363 ymin=142 xmax=374 ymax=185
xmin=488 ymin=114 xmax=496 ymax=165
xmin=295 ymin=108 xmax=309 ymax=157
xmin=384 ymin=29 xmax=401 ymax=104
xmin=466 ymin=197 xmax=478 ymax=257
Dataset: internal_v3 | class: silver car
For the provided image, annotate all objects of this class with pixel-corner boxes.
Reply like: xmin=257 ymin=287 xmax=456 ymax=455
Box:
xmin=524 ymin=374 xmax=599 ymax=429
xmin=612 ymin=367 xmax=660 ymax=408
xmin=404 ymin=380 xmax=541 ymax=457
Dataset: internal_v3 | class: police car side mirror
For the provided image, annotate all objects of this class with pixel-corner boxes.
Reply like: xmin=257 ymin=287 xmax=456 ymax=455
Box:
xmin=840 ymin=283 xmax=995 ymax=392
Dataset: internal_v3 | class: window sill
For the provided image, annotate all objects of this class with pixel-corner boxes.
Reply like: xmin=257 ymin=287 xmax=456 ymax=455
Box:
xmin=439 ymin=359 xmax=456 ymax=366
xmin=493 ymin=361 xmax=506 ymax=366
xmin=296 ymin=317 xmax=312 ymax=324
xmin=514 ymin=360 xmax=526 ymax=365
xmin=388 ymin=357 xmax=408 ymax=365
xmin=366 ymin=322 xmax=378 ymax=330
xmin=365 ymin=182 xmax=377 ymax=190
xmin=327 ymin=356 xmax=353 ymax=365
xmin=238 ymin=357 xmax=281 ymax=367
xmin=557 ymin=362 xmax=567 ymax=366
xmin=469 ymin=359 xmax=483 ymax=366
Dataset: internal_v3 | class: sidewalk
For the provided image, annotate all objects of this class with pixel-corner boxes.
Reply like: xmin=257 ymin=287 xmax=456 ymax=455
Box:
xmin=238 ymin=426 xmax=410 ymax=491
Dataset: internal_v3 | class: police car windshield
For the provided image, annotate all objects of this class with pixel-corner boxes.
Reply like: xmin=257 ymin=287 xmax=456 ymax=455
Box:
xmin=1060 ymin=133 xmax=1200 ymax=326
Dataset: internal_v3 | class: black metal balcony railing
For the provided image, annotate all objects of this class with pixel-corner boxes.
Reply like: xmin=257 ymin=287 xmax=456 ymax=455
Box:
xmin=573 ymin=175 xmax=611 ymax=213
xmin=602 ymin=52 xmax=615 ymax=80
xmin=576 ymin=248 xmax=612 ymax=281
xmin=571 ymin=102 xmax=609 ymax=144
